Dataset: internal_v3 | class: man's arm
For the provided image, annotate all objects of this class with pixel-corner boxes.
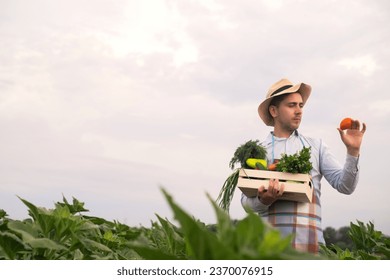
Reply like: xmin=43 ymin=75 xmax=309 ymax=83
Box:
xmin=241 ymin=192 xmax=269 ymax=215
xmin=241 ymin=179 xmax=284 ymax=214
xmin=320 ymin=141 xmax=360 ymax=194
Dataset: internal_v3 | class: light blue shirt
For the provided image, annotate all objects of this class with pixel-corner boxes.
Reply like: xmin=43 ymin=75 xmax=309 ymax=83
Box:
xmin=241 ymin=130 xmax=359 ymax=248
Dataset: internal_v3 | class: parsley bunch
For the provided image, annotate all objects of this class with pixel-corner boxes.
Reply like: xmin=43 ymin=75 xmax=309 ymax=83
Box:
xmin=276 ymin=147 xmax=313 ymax=174
xmin=229 ymin=140 xmax=267 ymax=169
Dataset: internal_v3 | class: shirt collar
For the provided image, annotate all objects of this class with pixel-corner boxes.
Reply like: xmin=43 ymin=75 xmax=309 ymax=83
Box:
xmin=265 ymin=130 xmax=300 ymax=144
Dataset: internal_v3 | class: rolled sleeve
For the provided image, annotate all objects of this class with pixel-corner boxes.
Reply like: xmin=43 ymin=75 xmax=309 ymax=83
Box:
xmin=319 ymin=140 xmax=360 ymax=195
xmin=241 ymin=193 xmax=269 ymax=215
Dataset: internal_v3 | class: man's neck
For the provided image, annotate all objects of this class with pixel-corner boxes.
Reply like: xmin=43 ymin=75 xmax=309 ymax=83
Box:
xmin=273 ymin=128 xmax=295 ymax=138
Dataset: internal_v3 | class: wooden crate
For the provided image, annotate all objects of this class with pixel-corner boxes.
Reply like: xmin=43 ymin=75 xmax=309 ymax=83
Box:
xmin=237 ymin=169 xmax=313 ymax=203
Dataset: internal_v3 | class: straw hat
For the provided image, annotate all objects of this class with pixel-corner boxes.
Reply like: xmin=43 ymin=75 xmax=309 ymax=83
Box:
xmin=258 ymin=78 xmax=311 ymax=126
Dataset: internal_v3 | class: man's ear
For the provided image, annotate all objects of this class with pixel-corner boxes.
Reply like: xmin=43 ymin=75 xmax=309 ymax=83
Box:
xmin=269 ymin=105 xmax=278 ymax=118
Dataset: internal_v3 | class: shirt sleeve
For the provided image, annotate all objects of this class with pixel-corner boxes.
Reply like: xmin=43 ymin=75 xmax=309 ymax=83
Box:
xmin=240 ymin=192 xmax=269 ymax=215
xmin=320 ymin=141 xmax=360 ymax=194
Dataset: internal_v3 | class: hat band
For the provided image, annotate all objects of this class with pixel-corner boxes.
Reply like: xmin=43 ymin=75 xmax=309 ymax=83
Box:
xmin=271 ymin=85 xmax=293 ymax=96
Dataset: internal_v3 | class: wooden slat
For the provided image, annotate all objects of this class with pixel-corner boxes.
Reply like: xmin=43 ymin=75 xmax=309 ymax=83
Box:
xmin=237 ymin=169 xmax=313 ymax=203
xmin=239 ymin=168 xmax=311 ymax=182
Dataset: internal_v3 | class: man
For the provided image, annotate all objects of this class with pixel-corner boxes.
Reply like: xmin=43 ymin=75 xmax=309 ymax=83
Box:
xmin=241 ymin=78 xmax=366 ymax=253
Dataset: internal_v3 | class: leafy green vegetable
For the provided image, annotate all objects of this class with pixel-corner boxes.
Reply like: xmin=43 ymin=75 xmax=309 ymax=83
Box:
xmin=276 ymin=147 xmax=312 ymax=174
xmin=0 ymin=193 xmax=388 ymax=260
xmin=216 ymin=140 xmax=267 ymax=212
xmin=216 ymin=169 xmax=239 ymax=212
xmin=320 ymin=220 xmax=390 ymax=260
xmin=162 ymin=190 xmax=314 ymax=260
xmin=229 ymin=140 xmax=267 ymax=169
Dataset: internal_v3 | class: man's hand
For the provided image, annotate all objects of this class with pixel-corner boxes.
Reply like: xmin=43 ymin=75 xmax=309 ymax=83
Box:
xmin=337 ymin=119 xmax=367 ymax=157
xmin=257 ymin=178 xmax=285 ymax=205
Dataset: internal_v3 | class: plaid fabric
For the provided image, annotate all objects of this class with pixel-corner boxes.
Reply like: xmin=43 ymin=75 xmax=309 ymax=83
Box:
xmin=264 ymin=188 xmax=322 ymax=253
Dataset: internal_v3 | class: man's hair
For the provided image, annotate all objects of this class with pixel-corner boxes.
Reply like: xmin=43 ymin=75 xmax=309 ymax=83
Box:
xmin=269 ymin=92 xmax=305 ymax=107
xmin=269 ymin=93 xmax=290 ymax=108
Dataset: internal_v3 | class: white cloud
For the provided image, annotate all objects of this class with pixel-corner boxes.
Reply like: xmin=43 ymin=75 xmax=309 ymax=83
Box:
xmin=261 ymin=0 xmax=285 ymax=10
xmin=338 ymin=55 xmax=379 ymax=76
xmin=197 ymin=0 xmax=224 ymax=11
xmin=368 ymin=99 xmax=390 ymax=117
xmin=92 ymin=0 xmax=199 ymax=66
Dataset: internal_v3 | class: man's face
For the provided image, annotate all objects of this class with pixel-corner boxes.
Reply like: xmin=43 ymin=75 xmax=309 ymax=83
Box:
xmin=271 ymin=92 xmax=304 ymax=132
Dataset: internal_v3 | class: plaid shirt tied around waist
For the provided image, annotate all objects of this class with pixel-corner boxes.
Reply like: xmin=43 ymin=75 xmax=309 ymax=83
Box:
xmin=264 ymin=189 xmax=321 ymax=253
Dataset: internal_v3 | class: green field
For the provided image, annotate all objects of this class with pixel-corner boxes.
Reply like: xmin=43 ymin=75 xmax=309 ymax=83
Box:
xmin=0 ymin=189 xmax=388 ymax=260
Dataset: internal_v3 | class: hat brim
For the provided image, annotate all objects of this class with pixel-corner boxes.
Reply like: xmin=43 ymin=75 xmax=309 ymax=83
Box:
xmin=258 ymin=83 xmax=311 ymax=126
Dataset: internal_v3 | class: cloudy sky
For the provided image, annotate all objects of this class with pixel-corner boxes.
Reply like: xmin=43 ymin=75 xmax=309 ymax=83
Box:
xmin=1 ymin=0 xmax=389 ymax=234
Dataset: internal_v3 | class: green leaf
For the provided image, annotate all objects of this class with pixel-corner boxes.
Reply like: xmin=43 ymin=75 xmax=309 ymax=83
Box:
xmin=127 ymin=242 xmax=182 ymax=260
xmin=234 ymin=211 xmax=267 ymax=258
xmin=0 ymin=232 xmax=29 ymax=260
xmin=207 ymin=194 xmax=237 ymax=248
xmin=0 ymin=209 xmax=7 ymax=219
xmin=72 ymin=249 xmax=84 ymax=260
xmin=7 ymin=220 xmax=39 ymax=241
xmin=155 ymin=214 xmax=186 ymax=257
xmin=276 ymin=147 xmax=312 ymax=174
xmin=257 ymin=230 xmax=292 ymax=258
xmin=356 ymin=250 xmax=380 ymax=260
xmin=56 ymin=196 xmax=89 ymax=214
xmin=18 ymin=196 xmax=54 ymax=236
xmin=78 ymin=237 xmax=112 ymax=253
xmin=376 ymin=244 xmax=390 ymax=259
xmin=161 ymin=188 xmax=236 ymax=259
xmin=216 ymin=169 xmax=239 ymax=212
xmin=27 ymin=238 xmax=66 ymax=251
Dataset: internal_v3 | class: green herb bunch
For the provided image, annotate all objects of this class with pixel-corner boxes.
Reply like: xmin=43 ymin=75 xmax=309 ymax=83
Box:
xmin=229 ymin=140 xmax=267 ymax=169
xmin=217 ymin=140 xmax=267 ymax=212
xmin=276 ymin=147 xmax=313 ymax=174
